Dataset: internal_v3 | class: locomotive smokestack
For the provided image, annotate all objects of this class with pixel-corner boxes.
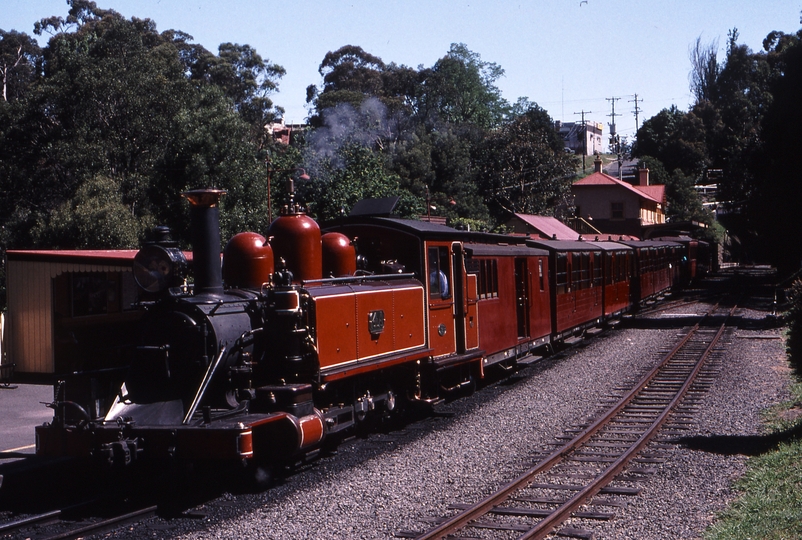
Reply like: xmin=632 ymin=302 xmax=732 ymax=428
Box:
xmin=182 ymin=189 xmax=226 ymax=296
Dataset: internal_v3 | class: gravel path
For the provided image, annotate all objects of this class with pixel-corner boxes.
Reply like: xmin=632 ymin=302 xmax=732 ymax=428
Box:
xmin=112 ymin=300 xmax=790 ymax=539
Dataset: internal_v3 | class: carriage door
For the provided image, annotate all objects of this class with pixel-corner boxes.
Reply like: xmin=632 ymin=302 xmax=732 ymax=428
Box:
xmin=515 ymin=258 xmax=530 ymax=339
xmin=427 ymin=244 xmax=456 ymax=357
xmin=452 ymin=243 xmax=478 ymax=353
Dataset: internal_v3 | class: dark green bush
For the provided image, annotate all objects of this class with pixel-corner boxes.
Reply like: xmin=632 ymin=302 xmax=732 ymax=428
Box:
xmin=787 ymin=279 xmax=802 ymax=375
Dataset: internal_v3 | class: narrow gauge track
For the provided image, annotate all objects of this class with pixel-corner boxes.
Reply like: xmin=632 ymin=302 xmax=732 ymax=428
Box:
xmin=404 ymin=303 xmax=736 ymax=540
xmin=0 ymin=503 xmax=157 ymax=540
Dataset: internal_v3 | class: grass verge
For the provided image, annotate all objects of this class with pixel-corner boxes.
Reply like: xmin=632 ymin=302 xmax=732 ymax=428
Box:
xmin=704 ymin=377 xmax=802 ymax=539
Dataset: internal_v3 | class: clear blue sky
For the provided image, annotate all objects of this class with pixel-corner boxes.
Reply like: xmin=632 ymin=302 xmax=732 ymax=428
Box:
xmin=5 ymin=0 xmax=801 ymax=139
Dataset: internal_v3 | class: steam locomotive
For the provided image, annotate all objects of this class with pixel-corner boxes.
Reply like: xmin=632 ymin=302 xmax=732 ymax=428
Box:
xmin=10 ymin=186 xmax=704 ymax=468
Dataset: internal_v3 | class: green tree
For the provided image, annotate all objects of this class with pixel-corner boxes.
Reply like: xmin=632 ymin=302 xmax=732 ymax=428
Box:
xmin=635 ymin=155 xmax=709 ymax=224
xmin=749 ymin=24 xmax=802 ymax=272
xmin=0 ymin=29 xmax=41 ymax=103
xmin=0 ymin=0 xmax=279 ymax=251
xmin=689 ymin=36 xmax=720 ymax=103
xmin=477 ymin=104 xmax=576 ymax=218
xmin=710 ymin=29 xmax=773 ymax=206
xmin=306 ymin=45 xmax=388 ymax=126
xmin=416 ymin=43 xmax=508 ymax=128
xmin=633 ymin=105 xmax=708 ymax=177
xmin=186 ymin=41 xmax=286 ymax=149
xmin=299 ymin=142 xmax=422 ymax=222
xmin=33 ymin=174 xmax=151 ymax=248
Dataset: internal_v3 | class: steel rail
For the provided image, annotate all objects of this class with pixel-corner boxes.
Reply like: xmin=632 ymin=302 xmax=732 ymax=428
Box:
xmin=415 ymin=303 xmax=732 ymax=540
xmin=0 ymin=509 xmax=63 ymax=534
xmin=520 ymin=305 xmax=734 ymax=539
xmin=38 ymin=505 xmax=159 ymax=540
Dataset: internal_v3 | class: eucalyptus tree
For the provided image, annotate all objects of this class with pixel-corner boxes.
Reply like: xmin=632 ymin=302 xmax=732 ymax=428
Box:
xmin=0 ymin=29 xmax=41 ymax=103
xmin=0 ymin=0 xmax=285 ymax=249
xmin=416 ymin=43 xmax=508 ymax=129
xmin=477 ymin=104 xmax=576 ymax=219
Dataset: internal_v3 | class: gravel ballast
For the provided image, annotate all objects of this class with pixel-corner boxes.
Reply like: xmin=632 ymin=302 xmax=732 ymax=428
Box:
xmin=111 ymin=301 xmax=790 ymax=539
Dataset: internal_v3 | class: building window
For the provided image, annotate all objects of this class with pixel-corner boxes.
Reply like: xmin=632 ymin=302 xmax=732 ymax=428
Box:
xmin=611 ymin=202 xmax=624 ymax=220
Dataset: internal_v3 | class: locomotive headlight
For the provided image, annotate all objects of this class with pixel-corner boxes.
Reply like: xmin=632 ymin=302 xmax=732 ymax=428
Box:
xmin=133 ymin=245 xmax=188 ymax=293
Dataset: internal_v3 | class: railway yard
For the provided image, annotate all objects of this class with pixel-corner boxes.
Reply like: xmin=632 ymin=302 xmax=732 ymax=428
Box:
xmin=0 ymin=273 xmax=791 ymax=539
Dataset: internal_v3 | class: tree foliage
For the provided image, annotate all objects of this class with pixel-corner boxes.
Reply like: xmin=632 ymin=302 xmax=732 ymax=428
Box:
xmin=0 ymin=29 xmax=41 ymax=103
xmin=303 ymin=42 xmax=567 ymax=230
xmin=300 ymin=141 xmax=422 ymax=222
xmin=634 ymin=17 xmax=802 ymax=269
xmin=415 ymin=43 xmax=508 ymax=128
xmin=749 ymin=23 xmax=802 ymax=271
xmin=477 ymin=105 xmax=576 ymax=217
xmin=0 ymin=0 xmax=287 ymax=253
xmin=689 ymin=36 xmax=720 ymax=103
xmin=634 ymin=105 xmax=708 ymax=177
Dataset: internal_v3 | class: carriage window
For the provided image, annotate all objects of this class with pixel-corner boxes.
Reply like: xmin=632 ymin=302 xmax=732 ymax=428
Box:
xmin=490 ymin=259 xmax=498 ymax=296
xmin=538 ymin=259 xmax=545 ymax=292
xmin=556 ymin=253 xmax=568 ymax=294
xmin=581 ymin=252 xmax=591 ymax=289
xmin=428 ymin=246 xmax=451 ymax=300
xmin=592 ymin=253 xmax=602 ymax=287
xmin=478 ymin=259 xmax=499 ymax=299
xmin=619 ymin=253 xmax=633 ymax=281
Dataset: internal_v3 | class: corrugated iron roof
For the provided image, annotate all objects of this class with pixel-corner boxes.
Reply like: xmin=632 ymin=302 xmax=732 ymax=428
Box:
xmin=512 ymin=214 xmax=579 ymax=240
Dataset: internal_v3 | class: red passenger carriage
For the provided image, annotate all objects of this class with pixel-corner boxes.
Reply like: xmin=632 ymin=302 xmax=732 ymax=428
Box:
xmin=620 ymin=239 xmax=683 ymax=304
xmin=587 ymin=241 xmax=634 ymax=318
xmin=526 ymin=240 xmax=604 ymax=340
xmin=463 ymin=243 xmax=551 ymax=370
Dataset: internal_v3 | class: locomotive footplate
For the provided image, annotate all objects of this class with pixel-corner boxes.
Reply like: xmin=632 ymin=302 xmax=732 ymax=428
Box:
xmin=35 ymin=411 xmax=323 ymax=466
xmin=431 ymin=349 xmax=485 ymax=372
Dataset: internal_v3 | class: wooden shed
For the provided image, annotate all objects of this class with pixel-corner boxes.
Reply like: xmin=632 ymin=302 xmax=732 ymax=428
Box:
xmin=3 ymin=250 xmax=141 ymax=382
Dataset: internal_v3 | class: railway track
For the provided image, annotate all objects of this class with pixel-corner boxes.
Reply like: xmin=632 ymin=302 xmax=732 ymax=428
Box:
xmin=0 ymin=501 xmax=158 ymax=540
xmin=401 ymin=303 xmax=736 ymax=540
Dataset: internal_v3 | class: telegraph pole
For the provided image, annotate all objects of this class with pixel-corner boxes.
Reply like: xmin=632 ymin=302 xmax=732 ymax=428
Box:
xmin=607 ymin=96 xmax=622 ymax=179
xmin=630 ymin=93 xmax=642 ymax=134
xmin=574 ymin=109 xmax=592 ymax=171
xmin=606 ymin=96 xmax=621 ymax=152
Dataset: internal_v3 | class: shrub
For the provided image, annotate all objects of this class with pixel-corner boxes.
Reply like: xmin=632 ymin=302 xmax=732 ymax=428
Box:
xmin=786 ymin=279 xmax=802 ymax=374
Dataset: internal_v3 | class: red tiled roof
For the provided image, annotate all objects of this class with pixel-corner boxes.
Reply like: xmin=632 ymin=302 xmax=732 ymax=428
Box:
xmin=573 ymin=171 xmax=662 ymax=203
xmin=634 ymin=184 xmax=666 ymax=204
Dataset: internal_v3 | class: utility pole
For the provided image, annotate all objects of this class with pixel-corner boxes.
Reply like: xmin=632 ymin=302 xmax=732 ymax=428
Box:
xmin=606 ymin=96 xmax=622 ymax=179
xmin=630 ymin=93 xmax=642 ymax=134
xmin=574 ymin=109 xmax=592 ymax=171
